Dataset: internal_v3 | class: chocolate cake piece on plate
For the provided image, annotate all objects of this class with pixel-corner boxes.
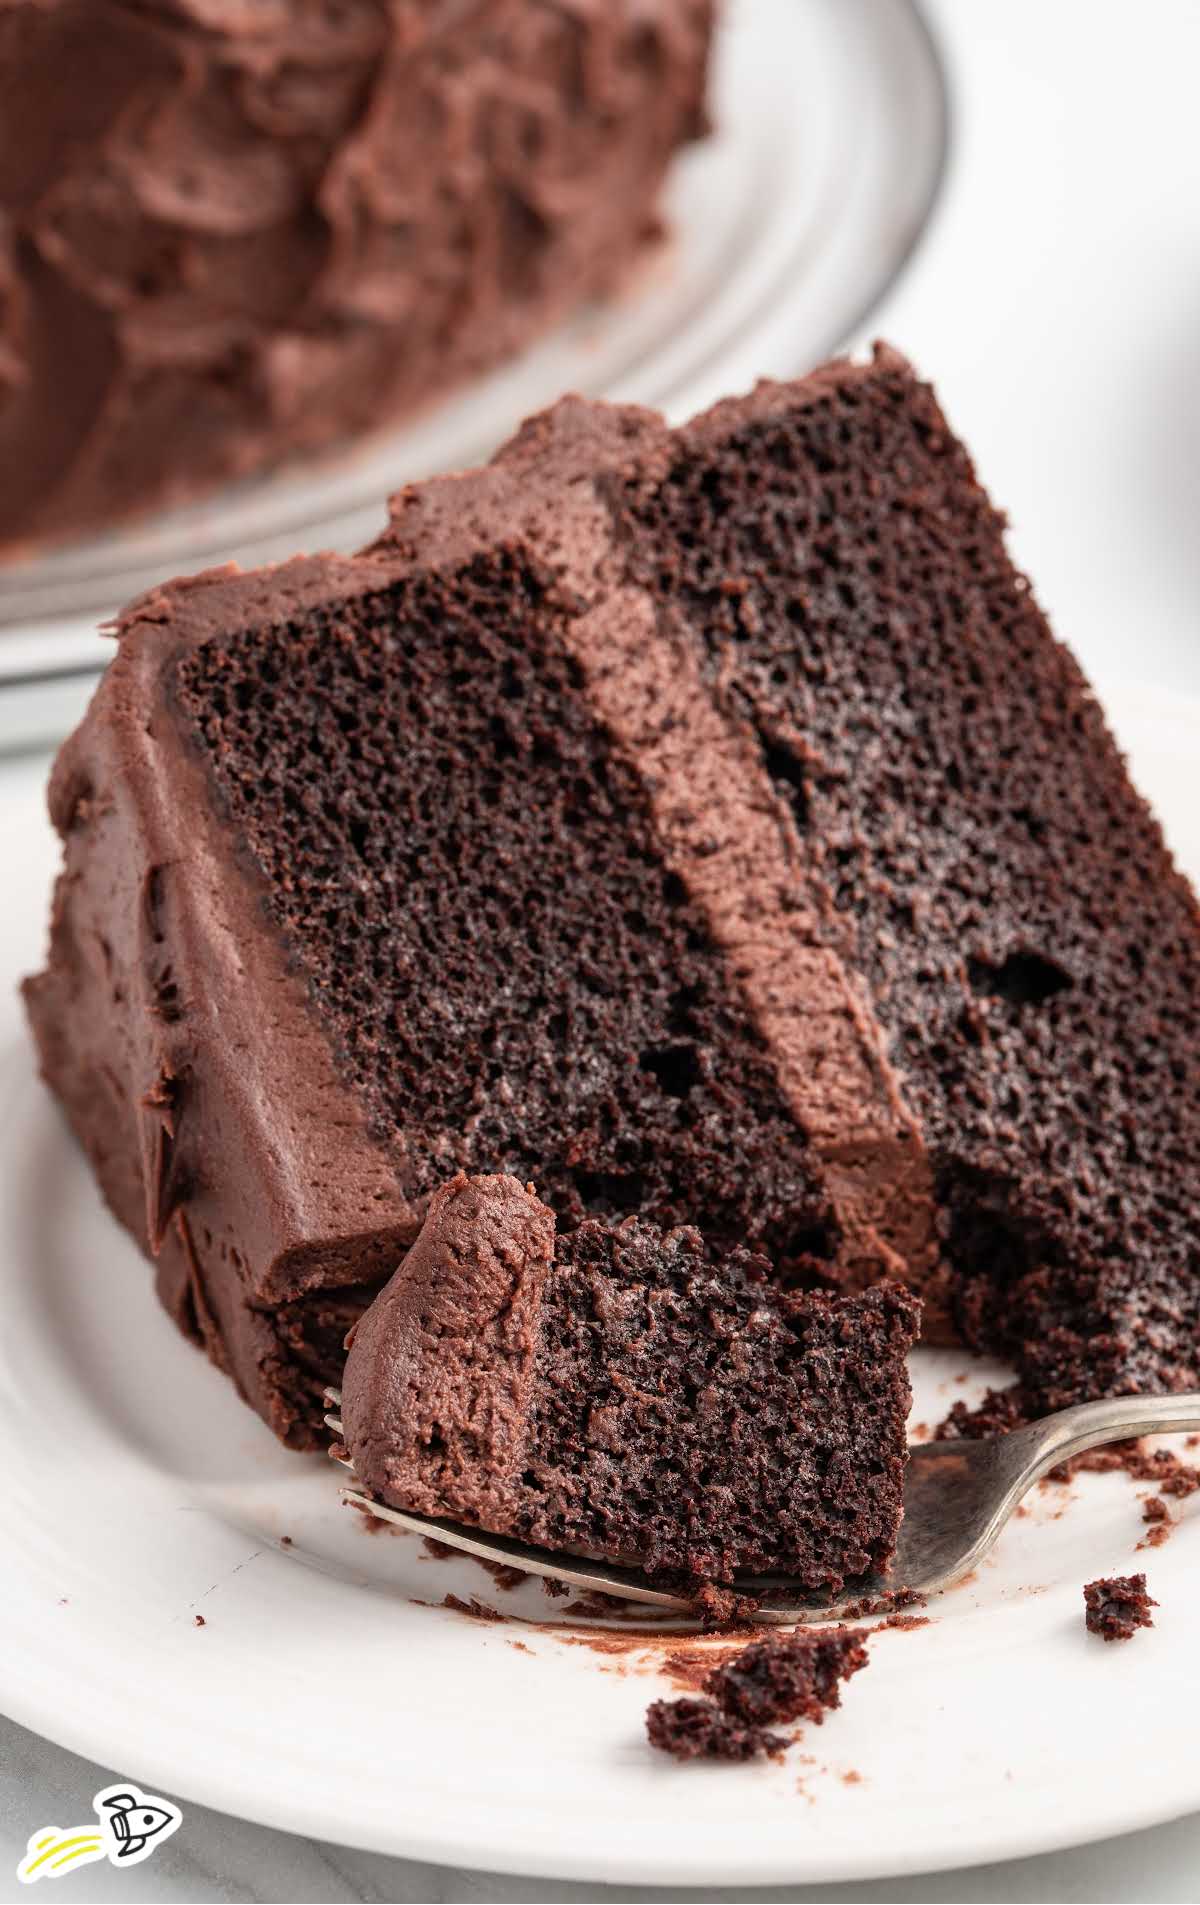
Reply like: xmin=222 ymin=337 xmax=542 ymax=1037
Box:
xmin=0 ymin=0 xmax=712 ymax=549
xmin=25 ymin=344 xmax=1200 ymax=1451
xmin=1083 ymin=1574 xmax=1157 ymax=1642
xmin=703 ymin=1628 xmax=869 ymax=1724
xmin=646 ymin=1627 xmax=870 ymax=1758
xmin=340 ymin=1173 xmax=919 ymax=1590
xmin=645 ymin=1700 xmax=786 ymax=1764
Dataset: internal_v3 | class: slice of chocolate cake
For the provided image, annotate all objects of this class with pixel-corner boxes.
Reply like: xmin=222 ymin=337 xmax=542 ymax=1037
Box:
xmin=25 ymin=345 xmax=1200 ymax=1449
xmin=341 ymin=1173 xmax=919 ymax=1589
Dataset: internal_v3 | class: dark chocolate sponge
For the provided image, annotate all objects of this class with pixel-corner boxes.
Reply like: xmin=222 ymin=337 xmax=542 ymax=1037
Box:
xmin=1083 ymin=1573 xmax=1157 ymax=1641
xmin=169 ymin=549 xmax=831 ymax=1266
xmin=704 ymin=1628 xmax=869 ymax=1725
xmin=613 ymin=362 xmax=1200 ymax=1406
xmin=646 ymin=1627 xmax=868 ymax=1762
xmin=646 ymin=1698 xmax=785 ymax=1763
xmin=341 ymin=1174 xmax=919 ymax=1590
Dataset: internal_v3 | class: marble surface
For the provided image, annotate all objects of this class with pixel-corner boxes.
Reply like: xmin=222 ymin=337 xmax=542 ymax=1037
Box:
xmin=6 ymin=0 xmax=1200 ymax=1898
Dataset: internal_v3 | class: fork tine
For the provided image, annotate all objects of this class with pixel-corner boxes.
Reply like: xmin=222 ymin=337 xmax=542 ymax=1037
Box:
xmin=336 ymin=1486 xmax=695 ymax=1610
xmin=325 ymin=1411 xmax=693 ymax=1608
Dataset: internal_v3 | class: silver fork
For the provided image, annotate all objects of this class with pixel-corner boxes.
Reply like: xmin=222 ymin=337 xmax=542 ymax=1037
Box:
xmin=323 ymin=1388 xmax=1200 ymax=1624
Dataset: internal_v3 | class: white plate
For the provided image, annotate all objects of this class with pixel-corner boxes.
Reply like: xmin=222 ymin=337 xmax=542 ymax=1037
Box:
xmin=3 ymin=682 xmax=1199 ymax=1889
xmin=0 ymin=0 xmax=947 ymax=693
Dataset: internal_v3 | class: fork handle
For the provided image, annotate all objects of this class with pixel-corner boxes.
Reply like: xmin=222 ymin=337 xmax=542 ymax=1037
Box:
xmin=1024 ymin=1390 xmax=1200 ymax=1478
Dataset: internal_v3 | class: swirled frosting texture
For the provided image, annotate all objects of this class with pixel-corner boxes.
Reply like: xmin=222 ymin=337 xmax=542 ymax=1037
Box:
xmin=0 ymin=0 xmax=712 ymax=550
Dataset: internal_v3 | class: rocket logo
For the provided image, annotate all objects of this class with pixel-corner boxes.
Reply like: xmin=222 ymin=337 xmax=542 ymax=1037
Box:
xmin=17 ymin=1783 xmax=182 ymax=1883
xmin=98 ymin=1790 xmax=181 ymax=1862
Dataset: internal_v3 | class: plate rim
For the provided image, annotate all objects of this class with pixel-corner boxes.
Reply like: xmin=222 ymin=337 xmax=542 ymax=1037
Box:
xmin=1 ymin=1655 xmax=1198 ymax=1888
xmin=0 ymin=0 xmax=951 ymax=695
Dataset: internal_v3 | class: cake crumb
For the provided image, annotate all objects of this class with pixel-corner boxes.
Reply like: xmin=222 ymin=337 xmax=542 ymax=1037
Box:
xmin=659 ymin=1643 xmax=747 ymax=1694
xmin=1138 ymin=1523 xmax=1172 ymax=1551
xmin=646 ymin=1698 xmax=786 ymax=1763
xmin=476 ymin=1557 xmax=530 ymax=1593
xmin=280 ymin=1534 xmax=293 ymax=1546
xmin=349 ymin=1498 xmax=393 ymax=1534
xmin=561 ymin=1590 xmax=636 ymax=1619
xmin=646 ymin=1628 xmax=868 ymax=1764
xmin=692 ymin=1583 xmax=761 ymax=1628
xmin=443 ymin=1593 xmax=503 ymax=1623
xmin=936 ymin=1383 xmax=1030 ymax=1441
xmin=821 ymin=1585 xmax=923 ymax=1621
xmin=420 ymin=1539 xmax=529 ymax=1594
xmin=1155 ymin=1463 xmax=1199 ymax=1499
xmin=705 ymin=1629 xmax=868 ymax=1727
xmin=1083 ymin=1573 xmax=1156 ymax=1641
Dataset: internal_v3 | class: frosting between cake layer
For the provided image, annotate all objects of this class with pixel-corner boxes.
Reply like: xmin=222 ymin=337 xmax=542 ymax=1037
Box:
xmin=558 ymin=520 xmax=939 ymax=1293
xmin=380 ymin=384 xmax=941 ymax=1298
xmin=342 ymin=1172 xmax=553 ymax=1529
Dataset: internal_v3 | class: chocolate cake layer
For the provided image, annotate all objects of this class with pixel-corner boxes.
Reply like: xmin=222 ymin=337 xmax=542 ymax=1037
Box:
xmin=341 ymin=1174 xmax=919 ymax=1588
xmin=25 ymin=345 xmax=1200 ymax=1447
xmin=612 ymin=360 xmax=1200 ymax=1408
xmin=0 ymin=0 xmax=711 ymax=551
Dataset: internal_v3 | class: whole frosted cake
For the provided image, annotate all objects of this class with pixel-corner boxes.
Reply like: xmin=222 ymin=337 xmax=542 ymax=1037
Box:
xmin=0 ymin=0 xmax=712 ymax=550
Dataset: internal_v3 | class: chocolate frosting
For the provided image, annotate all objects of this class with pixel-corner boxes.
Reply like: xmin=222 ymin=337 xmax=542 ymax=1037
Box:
xmin=24 ymin=552 xmax=426 ymax=1442
xmin=24 ymin=346 xmax=944 ymax=1446
xmin=0 ymin=0 xmax=712 ymax=551
xmin=342 ymin=1172 xmax=553 ymax=1524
